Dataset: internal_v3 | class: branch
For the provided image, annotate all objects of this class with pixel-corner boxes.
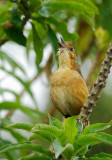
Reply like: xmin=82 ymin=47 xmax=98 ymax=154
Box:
xmin=78 ymin=43 xmax=112 ymax=127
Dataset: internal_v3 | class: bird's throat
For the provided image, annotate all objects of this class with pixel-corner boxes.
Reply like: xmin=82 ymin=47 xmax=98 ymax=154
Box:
xmin=58 ymin=51 xmax=72 ymax=69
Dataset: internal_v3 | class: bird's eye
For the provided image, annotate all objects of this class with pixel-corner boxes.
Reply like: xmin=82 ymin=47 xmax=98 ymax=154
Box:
xmin=70 ymin=47 xmax=73 ymax=51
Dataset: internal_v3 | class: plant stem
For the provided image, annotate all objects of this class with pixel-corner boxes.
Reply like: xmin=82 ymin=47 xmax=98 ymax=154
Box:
xmin=78 ymin=43 xmax=112 ymax=128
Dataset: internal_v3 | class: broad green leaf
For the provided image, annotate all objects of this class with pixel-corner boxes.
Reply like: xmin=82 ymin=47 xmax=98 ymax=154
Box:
xmin=0 ymin=138 xmax=19 ymax=159
xmin=0 ymin=142 xmax=52 ymax=158
xmin=32 ymin=20 xmax=46 ymax=40
xmin=0 ymin=1 xmax=11 ymax=23
xmin=47 ymin=17 xmax=78 ymax=41
xmin=38 ymin=5 xmax=50 ymax=18
xmin=73 ymin=133 xmax=112 ymax=156
xmin=94 ymin=152 xmax=112 ymax=159
xmin=6 ymin=123 xmax=35 ymax=131
xmin=29 ymin=131 xmax=54 ymax=143
xmin=19 ymin=152 xmax=52 ymax=160
xmin=32 ymin=23 xmax=43 ymax=69
xmin=60 ymin=0 xmax=98 ymax=14
xmin=26 ymin=30 xmax=33 ymax=58
xmin=28 ymin=0 xmax=41 ymax=11
xmin=53 ymin=140 xmax=64 ymax=158
xmin=48 ymin=114 xmax=64 ymax=129
xmin=11 ymin=8 xmax=22 ymax=26
xmin=62 ymin=143 xmax=74 ymax=160
xmin=76 ymin=120 xmax=83 ymax=139
xmin=53 ymin=140 xmax=74 ymax=159
xmin=4 ymin=25 xmax=26 ymax=46
xmin=32 ymin=124 xmax=67 ymax=146
xmin=0 ymin=102 xmax=43 ymax=121
xmin=46 ymin=1 xmax=98 ymax=26
xmin=65 ymin=116 xmax=78 ymax=144
xmin=47 ymin=25 xmax=58 ymax=64
xmin=82 ymin=121 xmax=112 ymax=135
xmin=0 ymin=50 xmax=26 ymax=74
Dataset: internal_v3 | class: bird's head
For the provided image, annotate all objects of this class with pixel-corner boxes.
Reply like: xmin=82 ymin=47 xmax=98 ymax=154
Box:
xmin=57 ymin=38 xmax=77 ymax=70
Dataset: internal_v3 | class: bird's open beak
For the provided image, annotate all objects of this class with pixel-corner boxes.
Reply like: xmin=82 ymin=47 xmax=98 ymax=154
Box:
xmin=58 ymin=37 xmax=66 ymax=48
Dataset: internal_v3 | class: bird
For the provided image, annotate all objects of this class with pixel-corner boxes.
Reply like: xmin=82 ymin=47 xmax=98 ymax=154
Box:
xmin=50 ymin=38 xmax=89 ymax=118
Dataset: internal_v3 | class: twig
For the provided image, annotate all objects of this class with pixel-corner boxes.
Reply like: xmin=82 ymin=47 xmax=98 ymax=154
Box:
xmin=78 ymin=43 xmax=112 ymax=128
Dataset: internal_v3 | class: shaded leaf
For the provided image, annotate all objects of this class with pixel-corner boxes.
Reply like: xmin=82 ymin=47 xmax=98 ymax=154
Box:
xmin=32 ymin=23 xmax=43 ymax=69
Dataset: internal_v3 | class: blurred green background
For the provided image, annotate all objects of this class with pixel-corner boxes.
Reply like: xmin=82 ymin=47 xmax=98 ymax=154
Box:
xmin=0 ymin=0 xmax=112 ymax=159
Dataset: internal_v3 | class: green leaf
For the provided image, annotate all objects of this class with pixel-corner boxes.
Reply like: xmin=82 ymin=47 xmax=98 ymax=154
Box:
xmin=29 ymin=131 xmax=54 ymax=143
xmin=32 ymin=23 xmax=43 ymax=69
xmin=32 ymin=124 xmax=67 ymax=146
xmin=52 ymin=140 xmax=74 ymax=159
xmin=6 ymin=123 xmax=35 ymax=131
xmin=76 ymin=120 xmax=83 ymax=139
xmin=62 ymin=143 xmax=74 ymax=160
xmin=82 ymin=121 xmax=112 ymax=135
xmin=0 ymin=101 xmax=43 ymax=121
xmin=19 ymin=152 xmax=52 ymax=160
xmin=48 ymin=114 xmax=64 ymax=129
xmin=94 ymin=152 xmax=112 ymax=159
xmin=28 ymin=0 xmax=41 ymax=11
xmin=4 ymin=26 xmax=26 ymax=46
xmin=5 ymin=128 xmax=27 ymax=142
xmin=0 ymin=142 xmax=52 ymax=158
xmin=46 ymin=1 xmax=98 ymax=26
xmin=73 ymin=133 xmax=112 ymax=156
xmin=53 ymin=139 xmax=64 ymax=158
xmin=47 ymin=25 xmax=58 ymax=64
xmin=38 ymin=5 xmax=50 ymax=18
xmin=32 ymin=20 xmax=46 ymax=40
xmin=65 ymin=116 xmax=78 ymax=144
xmin=47 ymin=17 xmax=78 ymax=41
xmin=0 ymin=50 xmax=26 ymax=74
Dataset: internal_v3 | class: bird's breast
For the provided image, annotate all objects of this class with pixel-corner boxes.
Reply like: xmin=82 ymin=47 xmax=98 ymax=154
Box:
xmin=50 ymin=68 xmax=89 ymax=116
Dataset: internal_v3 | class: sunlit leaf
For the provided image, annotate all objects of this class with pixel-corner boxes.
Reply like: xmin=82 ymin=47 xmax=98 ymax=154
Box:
xmin=32 ymin=124 xmax=67 ymax=146
xmin=19 ymin=152 xmax=52 ymax=160
xmin=29 ymin=131 xmax=54 ymax=143
xmin=65 ymin=116 xmax=78 ymax=144
xmin=82 ymin=121 xmax=112 ymax=135
xmin=6 ymin=123 xmax=35 ymax=131
xmin=48 ymin=114 xmax=64 ymax=129
xmin=0 ymin=102 xmax=43 ymax=121
xmin=0 ymin=142 xmax=52 ymax=158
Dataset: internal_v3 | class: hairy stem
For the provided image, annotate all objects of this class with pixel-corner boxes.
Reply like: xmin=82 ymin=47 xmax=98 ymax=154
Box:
xmin=78 ymin=43 xmax=112 ymax=127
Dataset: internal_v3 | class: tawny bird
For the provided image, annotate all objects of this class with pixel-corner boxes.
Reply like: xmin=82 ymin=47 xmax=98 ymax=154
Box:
xmin=50 ymin=38 xmax=89 ymax=117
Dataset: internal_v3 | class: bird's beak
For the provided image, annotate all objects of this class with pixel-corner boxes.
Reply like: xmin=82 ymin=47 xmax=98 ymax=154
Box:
xmin=58 ymin=37 xmax=66 ymax=48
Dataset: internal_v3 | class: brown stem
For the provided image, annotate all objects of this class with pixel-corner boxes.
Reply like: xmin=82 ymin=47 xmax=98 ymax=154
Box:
xmin=78 ymin=43 xmax=112 ymax=128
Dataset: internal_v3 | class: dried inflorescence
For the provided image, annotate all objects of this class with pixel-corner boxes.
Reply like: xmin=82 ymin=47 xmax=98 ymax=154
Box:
xmin=78 ymin=43 xmax=112 ymax=128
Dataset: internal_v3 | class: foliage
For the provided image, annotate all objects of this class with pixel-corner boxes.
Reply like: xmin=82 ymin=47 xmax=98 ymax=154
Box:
xmin=0 ymin=116 xmax=112 ymax=160
xmin=0 ymin=0 xmax=112 ymax=159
